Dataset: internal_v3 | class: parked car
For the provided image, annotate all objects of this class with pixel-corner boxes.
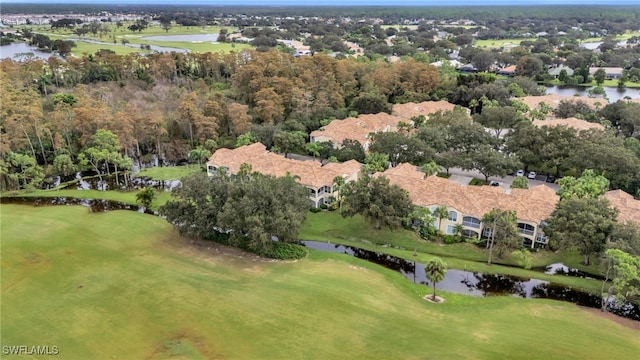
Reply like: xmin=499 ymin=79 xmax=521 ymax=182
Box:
xmin=490 ymin=181 xmax=500 ymax=187
xmin=545 ymin=175 xmax=556 ymax=183
xmin=516 ymin=170 xmax=525 ymax=177
xmin=527 ymin=171 xmax=537 ymax=180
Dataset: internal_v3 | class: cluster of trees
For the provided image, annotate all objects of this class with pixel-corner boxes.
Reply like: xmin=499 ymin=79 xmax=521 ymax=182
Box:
xmin=159 ymin=169 xmax=309 ymax=254
xmin=25 ymin=33 xmax=76 ymax=57
xmin=544 ymin=170 xmax=640 ymax=265
xmin=2 ymin=47 xmax=639 ymax=195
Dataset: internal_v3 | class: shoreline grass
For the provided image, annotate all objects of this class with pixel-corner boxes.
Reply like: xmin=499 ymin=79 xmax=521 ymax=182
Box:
xmin=300 ymin=211 xmax=605 ymax=293
xmin=2 ymin=204 xmax=639 ymax=359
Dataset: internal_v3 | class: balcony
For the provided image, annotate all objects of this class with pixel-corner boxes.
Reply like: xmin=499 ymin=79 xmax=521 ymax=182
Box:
xmin=462 ymin=216 xmax=481 ymax=229
xmin=518 ymin=228 xmax=535 ymax=236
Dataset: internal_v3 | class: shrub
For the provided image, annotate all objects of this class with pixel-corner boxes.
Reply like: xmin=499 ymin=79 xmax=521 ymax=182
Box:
xmin=320 ymin=204 xmax=328 ymax=210
xmin=262 ymin=242 xmax=308 ymax=260
xmin=442 ymin=235 xmax=461 ymax=244
xmin=512 ymin=249 xmax=533 ymax=269
xmin=419 ymin=226 xmax=436 ymax=240
xmin=309 ymin=207 xmax=322 ymax=213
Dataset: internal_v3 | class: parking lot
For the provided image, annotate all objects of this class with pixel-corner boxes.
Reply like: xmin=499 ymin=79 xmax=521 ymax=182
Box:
xmin=447 ymin=168 xmax=560 ymax=191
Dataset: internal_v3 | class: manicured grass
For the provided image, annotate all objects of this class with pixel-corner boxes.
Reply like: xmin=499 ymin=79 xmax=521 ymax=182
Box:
xmin=543 ymin=78 xmax=640 ymax=89
xmin=35 ymin=24 xmax=251 ymax=56
xmin=2 ymin=205 xmax=639 ymax=359
xmin=475 ymin=38 xmax=528 ymax=48
xmin=300 ymin=211 xmax=605 ymax=293
xmin=137 ymin=165 xmax=203 ymax=181
xmin=8 ymin=189 xmax=171 ymax=211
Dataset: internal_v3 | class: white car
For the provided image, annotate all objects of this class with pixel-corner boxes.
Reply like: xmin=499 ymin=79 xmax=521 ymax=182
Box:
xmin=516 ymin=170 xmax=525 ymax=177
xmin=527 ymin=171 xmax=537 ymax=180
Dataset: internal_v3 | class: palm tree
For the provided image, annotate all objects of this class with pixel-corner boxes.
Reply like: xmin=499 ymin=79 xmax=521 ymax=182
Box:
xmin=425 ymin=257 xmax=447 ymax=301
xmin=453 ymin=223 xmax=464 ymax=240
xmin=305 ymin=142 xmax=322 ymax=159
xmin=421 ymin=160 xmax=440 ymax=177
xmin=432 ymin=205 xmax=449 ymax=234
xmin=238 ymin=162 xmax=253 ymax=182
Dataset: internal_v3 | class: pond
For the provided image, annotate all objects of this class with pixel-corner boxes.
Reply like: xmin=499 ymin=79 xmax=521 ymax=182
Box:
xmin=302 ymin=241 xmax=640 ymax=321
xmin=43 ymin=172 xmax=180 ymax=192
xmin=544 ymin=85 xmax=640 ymax=103
xmin=0 ymin=42 xmax=62 ymax=60
xmin=579 ymin=40 xmax=627 ymax=50
xmin=142 ymin=34 xmax=219 ymax=42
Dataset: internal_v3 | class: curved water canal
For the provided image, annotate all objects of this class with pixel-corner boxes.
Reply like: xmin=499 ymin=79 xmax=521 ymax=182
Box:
xmin=2 ymin=196 xmax=638 ymax=320
xmin=302 ymin=241 xmax=640 ymax=321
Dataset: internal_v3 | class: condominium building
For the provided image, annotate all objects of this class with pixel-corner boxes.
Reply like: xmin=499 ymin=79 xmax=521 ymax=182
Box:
xmin=377 ymin=163 xmax=559 ymax=248
xmin=207 ymin=143 xmax=361 ymax=208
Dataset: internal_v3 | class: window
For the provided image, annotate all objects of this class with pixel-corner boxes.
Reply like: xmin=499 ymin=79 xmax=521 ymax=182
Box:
xmin=446 ymin=225 xmax=455 ymax=235
xmin=482 ymin=227 xmax=493 ymax=239
xmin=324 ymin=185 xmax=332 ymax=193
xmin=448 ymin=211 xmax=458 ymax=222
xmin=462 ymin=216 xmax=481 ymax=229
xmin=535 ymin=233 xmax=547 ymax=243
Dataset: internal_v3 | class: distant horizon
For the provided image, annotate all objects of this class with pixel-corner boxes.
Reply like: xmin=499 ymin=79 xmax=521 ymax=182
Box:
xmin=2 ymin=0 xmax=640 ymax=6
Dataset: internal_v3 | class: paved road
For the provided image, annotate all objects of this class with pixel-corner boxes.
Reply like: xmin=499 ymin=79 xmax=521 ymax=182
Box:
xmin=446 ymin=167 xmax=560 ymax=191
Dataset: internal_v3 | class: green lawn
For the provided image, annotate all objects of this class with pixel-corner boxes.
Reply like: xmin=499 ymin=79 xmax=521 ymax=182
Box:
xmin=475 ymin=38 xmax=528 ymax=48
xmin=137 ymin=165 xmax=202 ymax=181
xmin=1 ymin=205 xmax=638 ymax=359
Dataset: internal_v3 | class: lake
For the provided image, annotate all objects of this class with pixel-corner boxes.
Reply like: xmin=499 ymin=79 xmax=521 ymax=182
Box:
xmin=0 ymin=42 xmax=61 ymax=60
xmin=142 ymin=34 xmax=219 ymax=42
xmin=544 ymin=85 xmax=640 ymax=103
xmin=580 ymin=40 xmax=627 ymax=50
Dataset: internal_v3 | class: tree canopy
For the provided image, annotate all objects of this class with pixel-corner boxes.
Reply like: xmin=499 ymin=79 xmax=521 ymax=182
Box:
xmin=544 ymin=197 xmax=618 ymax=265
xmin=160 ymin=172 xmax=310 ymax=254
xmin=341 ymin=174 xmax=413 ymax=230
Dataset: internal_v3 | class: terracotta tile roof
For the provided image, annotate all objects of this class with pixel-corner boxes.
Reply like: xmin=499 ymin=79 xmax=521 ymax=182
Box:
xmin=604 ymin=190 xmax=640 ymax=224
xmin=207 ymin=143 xmax=361 ymax=189
xmin=391 ymin=101 xmax=458 ymax=120
xmin=588 ymin=67 xmax=624 ymax=75
xmin=310 ymin=112 xmax=403 ymax=147
xmin=375 ymin=164 xmax=559 ymax=224
xmin=532 ymin=117 xmax=604 ymax=132
xmin=517 ymin=95 xmax=608 ymax=111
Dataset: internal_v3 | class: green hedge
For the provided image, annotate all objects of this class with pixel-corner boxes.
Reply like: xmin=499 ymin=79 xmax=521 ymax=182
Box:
xmin=262 ymin=242 xmax=308 ymax=260
xmin=204 ymin=231 xmax=307 ymax=260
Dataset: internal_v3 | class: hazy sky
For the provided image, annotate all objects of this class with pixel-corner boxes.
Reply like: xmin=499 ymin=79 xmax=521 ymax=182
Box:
xmin=2 ymin=0 xmax=639 ymax=5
